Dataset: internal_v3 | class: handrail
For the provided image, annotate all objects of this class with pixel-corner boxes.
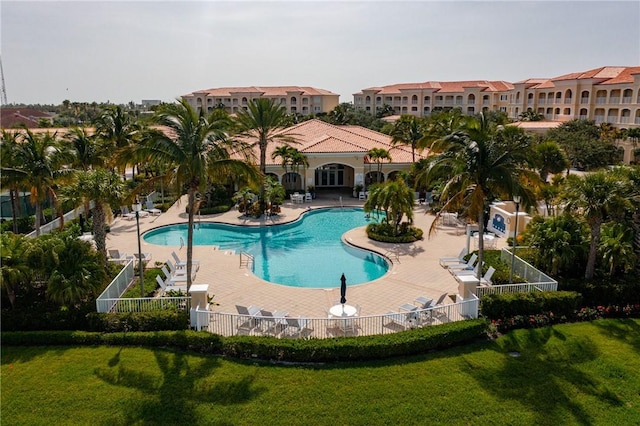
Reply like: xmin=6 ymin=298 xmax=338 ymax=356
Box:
xmin=239 ymin=251 xmax=254 ymax=270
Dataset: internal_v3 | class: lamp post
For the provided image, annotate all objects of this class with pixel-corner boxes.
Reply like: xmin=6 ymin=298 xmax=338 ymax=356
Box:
xmin=132 ymin=201 xmax=144 ymax=297
xmin=509 ymin=195 xmax=521 ymax=284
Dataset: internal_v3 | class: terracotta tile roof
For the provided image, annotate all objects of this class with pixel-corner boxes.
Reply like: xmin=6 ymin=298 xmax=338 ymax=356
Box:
xmin=184 ymin=86 xmax=337 ymax=98
xmin=1 ymin=108 xmax=55 ymax=129
xmin=235 ymin=119 xmax=425 ymax=166
xmin=356 ymin=80 xmax=513 ymax=95
xmin=551 ymin=66 xmax=640 ymax=84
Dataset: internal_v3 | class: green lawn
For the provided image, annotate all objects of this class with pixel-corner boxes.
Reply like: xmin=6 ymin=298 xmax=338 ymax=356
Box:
xmin=2 ymin=319 xmax=639 ymax=425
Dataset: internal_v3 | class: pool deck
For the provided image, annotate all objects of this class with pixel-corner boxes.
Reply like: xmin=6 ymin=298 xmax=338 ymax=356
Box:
xmin=106 ymin=194 xmax=506 ymax=317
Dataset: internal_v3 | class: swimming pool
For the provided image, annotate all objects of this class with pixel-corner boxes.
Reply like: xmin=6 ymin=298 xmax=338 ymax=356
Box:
xmin=143 ymin=208 xmax=389 ymax=288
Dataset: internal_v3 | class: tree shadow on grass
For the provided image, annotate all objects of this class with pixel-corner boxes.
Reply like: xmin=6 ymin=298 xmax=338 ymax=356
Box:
xmin=94 ymin=347 xmax=265 ymax=424
xmin=591 ymin=318 xmax=640 ymax=354
xmin=463 ymin=326 xmax=625 ymax=425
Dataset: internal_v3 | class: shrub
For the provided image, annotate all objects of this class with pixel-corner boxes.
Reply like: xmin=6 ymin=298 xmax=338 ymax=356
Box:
xmin=222 ymin=319 xmax=487 ymax=362
xmin=366 ymin=223 xmax=423 ymax=243
xmin=1 ymin=330 xmax=223 ymax=353
xmin=480 ymin=291 xmax=582 ymax=320
xmin=85 ymin=309 xmax=189 ymax=332
xmin=199 ymin=205 xmax=231 ymax=215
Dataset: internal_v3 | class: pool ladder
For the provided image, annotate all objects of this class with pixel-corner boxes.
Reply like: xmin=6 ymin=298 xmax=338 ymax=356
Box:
xmin=239 ymin=252 xmax=254 ymax=271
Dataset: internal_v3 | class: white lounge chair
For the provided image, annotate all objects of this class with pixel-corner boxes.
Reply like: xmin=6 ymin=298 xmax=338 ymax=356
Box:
xmin=171 ymin=251 xmax=200 ymax=272
xmin=385 ymin=311 xmax=418 ymax=330
xmin=258 ymin=309 xmax=289 ymax=335
xmin=108 ymin=249 xmax=132 ymax=264
xmin=446 ymin=253 xmax=477 ymax=271
xmin=144 ymin=199 xmax=162 ymax=216
xmin=284 ymin=317 xmax=313 ymax=338
xmin=120 ymin=206 xmax=136 ymax=220
xmin=155 ymin=275 xmax=187 ymax=293
xmin=452 ymin=261 xmax=484 ymax=277
xmin=134 ymin=252 xmax=152 ymax=265
xmin=161 ymin=265 xmax=195 ymax=284
xmin=439 ymin=248 xmax=468 ymax=267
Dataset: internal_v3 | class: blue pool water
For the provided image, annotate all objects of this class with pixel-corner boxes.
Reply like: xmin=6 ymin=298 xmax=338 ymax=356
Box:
xmin=143 ymin=208 xmax=389 ymax=288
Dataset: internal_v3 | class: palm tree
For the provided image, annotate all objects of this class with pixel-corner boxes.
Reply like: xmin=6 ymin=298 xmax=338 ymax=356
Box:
xmin=233 ymin=98 xmax=295 ymax=207
xmin=0 ymin=130 xmax=26 ymax=233
xmin=141 ymin=99 xmax=260 ymax=291
xmin=599 ymin=222 xmax=637 ymax=276
xmin=65 ymin=127 xmax=106 ymax=171
xmin=12 ymin=128 xmax=71 ymax=236
xmin=59 ymin=169 xmax=126 ymax=267
xmin=363 ymin=178 xmax=415 ymax=236
xmin=93 ymin=105 xmax=142 ymax=175
xmin=0 ymin=232 xmax=32 ymax=309
xmin=535 ymin=141 xmax=569 ymax=183
xmin=389 ymin=115 xmax=423 ymax=163
xmin=425 ymin=113 xmax=535 ymax=280
xmin=563 ymin=171 xmax=632 ymax=279
xmin=367 ymin=148 xmax=392 ymax=184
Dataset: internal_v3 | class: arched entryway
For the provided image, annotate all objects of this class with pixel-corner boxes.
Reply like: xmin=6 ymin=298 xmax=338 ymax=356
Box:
xmin=282 ymin=172 xmax=304 ymax=191
xmin=314 ymin=163 xmax=354 ymax=189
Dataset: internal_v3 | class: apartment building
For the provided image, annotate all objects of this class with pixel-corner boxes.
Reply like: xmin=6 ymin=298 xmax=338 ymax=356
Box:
xmin=510 ymin=66 xmax=640 ymax=127
xmin=354 ymin=81 xmax=513 ymax=118
xmin=182 ymin=86 xmax=339 ymax=116
xmin=354 ymin=66 xmax=640 ymax=129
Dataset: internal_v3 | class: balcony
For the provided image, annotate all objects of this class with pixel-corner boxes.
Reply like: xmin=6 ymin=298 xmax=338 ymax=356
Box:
xmin=538 ymin=100 xmax=545 ymax=105
xmin=620 ymin=117 xmax=630 ymax=124
xmin=609 ymin=97 xmax=620 ymax=104
xmin=622 ymin=97 xmax=632 ymax=103
xmin=579 ymin=115 xmax=588 ymax=120
xmin=580 ymin=98 xmax=589 ymax=104
xmin=594 ymin=115 xmax=605 ymax=123
xmin=596 ymin=97 xmax=607 ymax=104
xmin=564 ymin=98 xmax=572 ymax=104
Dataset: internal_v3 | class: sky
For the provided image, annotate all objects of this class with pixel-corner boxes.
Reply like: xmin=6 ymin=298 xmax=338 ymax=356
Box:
xmin=2 ymin=1 xmax=639 ymax=106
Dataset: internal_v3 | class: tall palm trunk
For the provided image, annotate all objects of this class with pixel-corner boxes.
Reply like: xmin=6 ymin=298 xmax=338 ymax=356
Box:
xmin=586 ymin=219 xmax=602 ymax=280
xmin=10 ymin=189 xmax=18 ymax=233
xmin=186 ymin=188 xmax=196 ymax=292
xmin=34 ymin=202 xmax=42 ymax=237
xmin=259 ymin=139 xmax=267 ymax=210
xmin=476 ymin=208 xmax=485 ymax=281
xmin=92 ymin=203 xmax=108 ymax=268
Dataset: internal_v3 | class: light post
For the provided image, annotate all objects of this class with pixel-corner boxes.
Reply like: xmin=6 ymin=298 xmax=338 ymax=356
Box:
xmin=132 ymin=200 xmax=144 ymax=297
xmin=509 ymin=195 xmax=521 ymax=283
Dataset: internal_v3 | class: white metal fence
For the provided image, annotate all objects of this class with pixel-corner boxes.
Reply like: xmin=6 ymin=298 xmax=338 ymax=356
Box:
xmin=96 ymin=259 xmax=190 ymax=313
xmin=474 ymin=248 xmax=558 ymax=298
xmin=26 ymin=202 xmax=94 ymax=238
xmin=190 ymin=295 xmax=479 ymax=338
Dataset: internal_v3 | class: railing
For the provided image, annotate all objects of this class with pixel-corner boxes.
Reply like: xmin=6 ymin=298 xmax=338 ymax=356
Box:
xmin=96 ymin=259 xmax=136 ymax=313
xmin=475 ymin=282 xmax=557 ymax=298
xmin=100 ymin=296 xmax=189 ymax=313
xmin=26 ymin=201 xmax=94 ymax=238
xmin=191 ymin=297 xmax=479 ymax=338
xmin=500 ymin=247 xmax=557 ymax=285
xmin=240 ymin=251 xmax=254 ymax=270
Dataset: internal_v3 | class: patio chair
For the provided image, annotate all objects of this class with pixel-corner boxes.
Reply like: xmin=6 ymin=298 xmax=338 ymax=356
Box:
xmin=134 ymin=252 xmax=152 ymax=265
xmin=144 ymin=199 xmax=162 ymax=216
xmin=385 ymin=311 xmax=418 ymax=330
xmin=478 ymin=266 xmax=496 ymax=286
xmin=155 ymin=275 xmax=187 ymax=293
xmin=171 ymin=251 xmax=200 ymax=272
xmin=108 ymin=249 xmax=132 ymax=264
xmin=235 ymin=305 xmax=261 ymax=331
xmin=439 ymin=248 xmax=468 ymax=267
xmin=161 ymin=265 xmax=195 ymax=284
xmin=446 ymin=253 xmax=477 ymax=271
xmin=452 ymin=261 xmax=483 ymax=277
xmin=258 ymin=309 xmax=289 ymax=336
xmin=285 ymin=317 xmax=313 ymax=338
xmin=120 ymin=206 xmax=136 ymax=220
xmin=414 ymin=296 xmax=433 ymax=309
xmin=305 ymin=192 xmax=312 ymax=202
xmin=358 ymin=191 xmax=366 ymax=200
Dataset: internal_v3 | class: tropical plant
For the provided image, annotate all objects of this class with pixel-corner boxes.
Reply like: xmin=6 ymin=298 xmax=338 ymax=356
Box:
xmin=140 ymin=99 xmax=259 ymax=290
xmin=9 ymin=128 xmax=72 ymax=236
xmin=563 ymin=171 xmax=633 ymax=279
xmin=65 ymin=127 xmax=106 ymax=171
xmin=389 ymin=115 xmax=424 ymax=163
xmin=534 ymin=141 xmax=569 ymax=182
xmin=423 ymin=113 xmax=536 ymax=280
xmin=46 ymin=234 xmax=106 ymax=307
xmin=522 ymin=214 xmax=589 ymax=276
xmin=0 ymin=130 xmax=26 ymax=233
xmin=59 ymin=169 xmax=126 ymax=267
xmin=363 ymin=178 xmax=415 ymax=236
xmin=599 ymin=222 xmax=637 ymax=276
xmin=519 ymin=110 xmax=544 ymax=122
xmin=367 ymin=148 xmax=392 ymax=184
xmin=233 ymin=98 xmax=296 ymax=207
xmin=0 ymin=232 xmax=32 ymax=309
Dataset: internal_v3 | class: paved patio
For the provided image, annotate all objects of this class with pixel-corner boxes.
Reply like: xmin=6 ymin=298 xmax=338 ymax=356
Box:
xmin=106 ymin=193 xmax=506 ymax=317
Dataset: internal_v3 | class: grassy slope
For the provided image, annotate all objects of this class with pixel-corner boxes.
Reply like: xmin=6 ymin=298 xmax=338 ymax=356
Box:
xmin=2 ymin=319 xmax=639 ymax=426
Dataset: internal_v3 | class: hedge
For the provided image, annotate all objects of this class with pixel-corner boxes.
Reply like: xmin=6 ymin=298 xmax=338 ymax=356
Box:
xmin=480 ymin=291 xmax=582 ymax=320
xmin=1 ymin=319 xmax=487 ymax=363
xmin=85 ymin=310 xmax=189 ymax=332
